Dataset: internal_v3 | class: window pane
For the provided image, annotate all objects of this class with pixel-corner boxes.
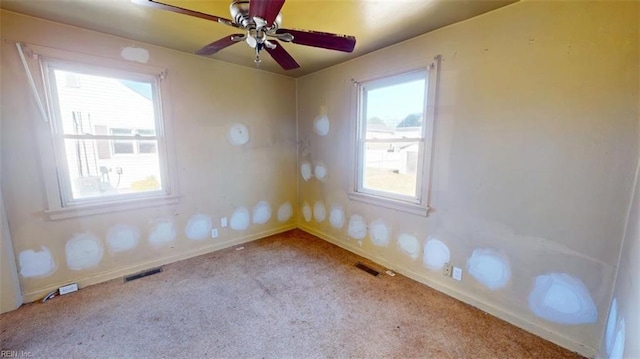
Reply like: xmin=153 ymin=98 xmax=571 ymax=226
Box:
xmin=136 ymin=129 xmax=156 ymax=137
xmin=63 ymin=138 xmax=162 ymax=200
xmin=138 ymin=141 xmax=158 ymax=154
xmin=52 ymin=70 xmax=156 ymax=136
xmin=362 ymin=141 xmax=420 ymax=197
xmin=365 ymin=79 xmax=425 ymax=139
xmin=113 ymin=140 xmax=135 ymax=155
xmin=110 ymin=129 xmax=134 ymax=154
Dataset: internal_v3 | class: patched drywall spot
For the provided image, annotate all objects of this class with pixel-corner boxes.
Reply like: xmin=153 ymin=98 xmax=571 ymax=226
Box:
xmin=347 ymin=215 xmax=367 ymax=240
xmin=467 ymin=248 xmax=511 ymax=290
xmin=120 ymin=47 xmax=149 ymax=63
xmin=230 ymin=207 xmax=251 ymax=230
xmin=329 ymin=205 xmax=345 ymax=229
xmin=610 ymin=318 xmax=625 ymax=359
xmin=148 ymin=220 xmax=177 ymax=246
xmin=397 ymin=233 xmax=419 ymax=260
xmin=314 ymin=162 xmax=327 ymax=181
xmin=313 ymin=201 xmax=326 ymax=222
xmin=528 ymin=273 xmax=598 ymax=324
xmin=18 ymin=246 xmax=56 ymax=278
xmin=277 ymin=202 xmax=293 ymax=222
xmin=313 ymin=114 xmax=330 ymax=136
xmin=228 ymin=123 xmax=250 ymax=145
xmin=253 ymin=201 xmax=272 ymax=224
xmin=423 ymin=237 xmax=450 ymax=271
xmin=302 ymin=202 xmax=312 ymax=222
xmin=66 ymin=233 xmax=104 ymax=270
xmin=185 ymin=214 xmax=212 ymax=241
xmin=369 ymin=219 xmax=390 ymax=247
xmin=605 ymin=298 xmax=618 ymax=356
xmin=106 ymin=224 xmax=140 ymax=252
xmin=300 ymin=161 xmax=313 ymax=181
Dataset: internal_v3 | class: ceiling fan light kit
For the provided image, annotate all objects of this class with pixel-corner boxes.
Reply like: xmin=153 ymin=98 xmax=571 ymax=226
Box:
xmin=132 ymin=0 xmax=357 ymax=70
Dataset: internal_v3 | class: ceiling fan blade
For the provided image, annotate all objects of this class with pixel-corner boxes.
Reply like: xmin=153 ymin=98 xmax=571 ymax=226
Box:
xmin=131 ymin=0 xmax=238 ymax=27
xmin=265 ymin=41 xmax=299 ymax=70
xmin=249 ymin=0 xmax=285 ymax=25
xmin=277 ymin=28 xmax=356 ymax=53
xmin=195 ymin=34 xmax=244 ymax=56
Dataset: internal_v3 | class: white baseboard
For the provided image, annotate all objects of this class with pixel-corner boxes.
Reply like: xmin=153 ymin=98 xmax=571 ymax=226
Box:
xmin=22 ymin=225 xmax=296 ymax=303
xmin=298 ymin=224 xmax=597 ymax=359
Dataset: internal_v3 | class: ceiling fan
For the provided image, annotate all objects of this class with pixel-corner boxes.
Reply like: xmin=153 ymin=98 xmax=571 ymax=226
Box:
xmin=132 ymin=0 xmax=357 ymax=70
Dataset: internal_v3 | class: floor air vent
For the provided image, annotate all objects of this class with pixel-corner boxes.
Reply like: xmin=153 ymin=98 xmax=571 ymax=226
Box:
xmin=124 ymin=267 xmax=163 ymax=283
xmin=355 ymin=262 xmax=380 ymax=276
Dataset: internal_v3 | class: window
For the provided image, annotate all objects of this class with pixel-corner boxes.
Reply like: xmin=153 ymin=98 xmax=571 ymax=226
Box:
xmin=29 ymin=49 xmax=179 ymax=220
xmin=111 ymin=128 xmax=135 ymax=154
xmin=351 ymin=62 xmax=439 ymax=215
xmin=110 ymin=128 xmax=157 ymax=155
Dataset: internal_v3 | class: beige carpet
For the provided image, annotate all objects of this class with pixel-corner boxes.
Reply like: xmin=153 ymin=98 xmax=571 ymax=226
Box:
xmin=0 ymin=230 xmax=583 ymax=358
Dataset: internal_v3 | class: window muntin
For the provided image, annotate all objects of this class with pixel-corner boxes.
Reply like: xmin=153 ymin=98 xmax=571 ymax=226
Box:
xmin=356 ymin=70 xmax=429 ymax=204
xmin=45 ymin=63 xmax=167 ymax=205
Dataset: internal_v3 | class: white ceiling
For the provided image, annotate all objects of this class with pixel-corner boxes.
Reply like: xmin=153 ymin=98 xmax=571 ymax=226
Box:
xmin=1 ymin=0 xmax=517 ymax=77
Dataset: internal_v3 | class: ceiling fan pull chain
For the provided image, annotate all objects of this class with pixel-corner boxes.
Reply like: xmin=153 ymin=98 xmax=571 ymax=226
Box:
xmin=254 ymin=45 xmax=262 ymax=64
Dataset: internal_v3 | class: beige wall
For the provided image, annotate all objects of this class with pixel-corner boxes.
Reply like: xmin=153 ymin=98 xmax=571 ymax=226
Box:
xmin=296 ymin=1 xmax=639 ymax=356
xmin=1 ymin=11 xmax=297 ymax=302
xmin=1 ymin=192 xmax=22 ymax=314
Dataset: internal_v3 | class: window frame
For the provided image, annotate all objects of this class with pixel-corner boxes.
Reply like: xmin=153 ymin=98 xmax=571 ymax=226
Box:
xmin=349 ymin=59 xmax=440 ymax=216
xmin=24 ymin=44 xmax=180 ymax=220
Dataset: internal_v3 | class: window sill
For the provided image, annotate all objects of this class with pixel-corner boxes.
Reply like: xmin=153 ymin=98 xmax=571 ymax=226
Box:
xmin=45 ymin=194 xmax=180 ymax=220
xmin=348 ymin=191 xmax=430 ymax=216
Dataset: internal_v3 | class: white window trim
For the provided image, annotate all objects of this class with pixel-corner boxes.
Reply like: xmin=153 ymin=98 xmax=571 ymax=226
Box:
xmin=21 ymin=43 xmax=180 ymax=220
xmin=349 ymin=56 xmax=440 ymax=216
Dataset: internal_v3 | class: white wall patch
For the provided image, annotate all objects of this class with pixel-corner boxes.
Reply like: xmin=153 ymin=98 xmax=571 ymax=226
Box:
xmin=314 ymin=162 xmax=327 ymax=181
xmin=369 ymin=219 xmax=390 ymax=247
xmin=397 ymin=233 xmax=420 ymax=260
xmin=313 ymin=114 xmax=330 ymax=136
xmin=347 ymin=215 xmax=367 ymax=240
xmin=300 ymin=161 xmax=313 ymax=181
xmin=467 ymin=248 xmax=511 ymax=290
xmin=329 ymin=205 xmax=345 ymax=229
xmin=252 ymin=201 xmax=272 ymax=224
xmin=230 ymin=207 xmax=251 ymax=230
xmin=66 ymin=233 xmax=104 ymax=270
xmin=605 ymin=298 xmax=618 ymax=356
xmin=528 ymin=273 xmax=598 ymax=324
xmin=277 ymin=202 xmax=293 ymax=222
xmin=423 ymin=237 xmax=450 ymax=271
xmin=106 ymin=224 xmax=140 ymax=252
xmin=18 ymin=246 xmax=56 ymax=278
xmin=313 ymin=201 xmax=326 ymax=222
xmin=148 ymin=221 xmax=177 ymax=246
xmin=302 ymin=202 xmax=312 ymax=222
xmin=228 ymin=123 xmax=250 ymax=145
xmin=185 ymin=214 xmax=212 ymax=241
xmin=120 ymin=47 xmax=149 ymax=63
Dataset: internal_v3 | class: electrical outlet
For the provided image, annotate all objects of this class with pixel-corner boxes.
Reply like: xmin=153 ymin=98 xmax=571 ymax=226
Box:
xmin=452 ymin=267 xmax=463 ymax=281
xmin=221 ymin=217 xmax=228 ymax=228
xmin=443 ymin=263 xmax=453 ymax=277
xmin=59 ymin=283 xmax=78 ymax=295
xmin=211 ymin=228 xmax=219 ymax=238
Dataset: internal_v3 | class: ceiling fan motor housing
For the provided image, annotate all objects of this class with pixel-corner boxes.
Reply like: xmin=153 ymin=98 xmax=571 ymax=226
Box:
xmin=230 ymin=0 xmax=282 ymax=31
xmin=230 ymin=0 xmax=251 ymax=27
